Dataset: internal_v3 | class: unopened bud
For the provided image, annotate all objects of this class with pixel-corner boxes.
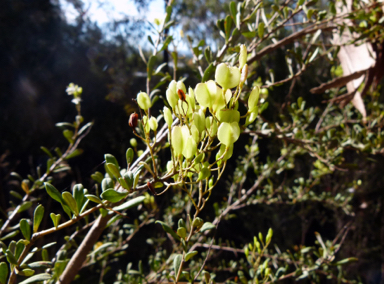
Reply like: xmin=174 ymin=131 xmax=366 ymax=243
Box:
xmin=149 ymin=116 xmax=158 ymax=131
xmin=240 ymin=64 xmax=248 ymax=87
xmin=163 ymin=107 xmax=173 ymax=127
xmin=129 ymin=112 xmax=139 ymax=129
xmin=147 ymin=181 xmax=156 ymax=195
xmin=215 ymin=63 xmax=241 ymax=90
xmin=192 ymin=217 xmax=204 ymax=230
xmin=239 ymin=44 xmax=247 ymax=69
xmin=137 ymin=92 xmax=151 ymax=110
xmin=177 ymin=89 xmax=186 ymax=101
xmin=130 ymin=138 xmax=138 ymax=148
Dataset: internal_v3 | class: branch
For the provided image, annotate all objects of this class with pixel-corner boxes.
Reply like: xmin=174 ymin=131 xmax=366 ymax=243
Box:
xmin=57 ymin=119 xmax=173 ymax=284
xmin=247 ymin=25 xmax=336 ymax=65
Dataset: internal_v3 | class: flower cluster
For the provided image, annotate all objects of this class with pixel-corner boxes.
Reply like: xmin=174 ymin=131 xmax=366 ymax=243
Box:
xmin=131 ymin=45 xmax=260 ymax=198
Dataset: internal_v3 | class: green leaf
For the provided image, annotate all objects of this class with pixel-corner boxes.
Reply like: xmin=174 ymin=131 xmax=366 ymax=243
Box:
xmin=40 ymin=146 xmax=53 ymax=158
xmin=6 ymin=250 xmax=18 ymax=265
xmin=177 ymin=227 xmax=187 ymax=239
xmin=224 ymin=15 xmax=233 ymax=42
xmin=105 ymin=154 xmax=119 ymax=168
xmin=101 ymin=178 xmax=114 ymax=192
xmin=185 ymin=251 xmax=198 ymax=262
xmin=64 ymin=148 xmax=83 ymax=160
xmin=229 ymin=1 xmax=237 ymax=19
xmin=217 ymin=19 xmax=225 ymax=32
xmin=100 ymin=189 xmax=128 ymax=203
xmin=62 ymin=129 xmax=74 ymax=144
xmin=159 ymin=36 xmax=173 ymax=52
xmin=77 ymin=122 xmax=93 ymax=136
xmin=88 ymin=242 xmax=114 ymax=256
xmin=204 ymin=46 xmax=212 ymax=63
xmin=258 ymin=22 xmax=265 ymax=39
xmin=20 ymin=219 xmax=31 ymax=241
xmin=15 ymin=241 xmax=25 ymax=260
xmin=18 ymin=201 xmax=32 ymax=213
xmin=17 ymin=268 xmax=35 ymax=277
xmin=200 ymin=222 xmax=215 ymax=232
xmin=163 ymin=20 xmax=175 ymax=30
xmin=217 ymin=122 xmax=241 ymax=146
xmin=0 ymin=262 xmax=8 ymax=284
xmin=73 ymin=184 xmax=85 ymax=213
xmin=173 ymin=254 xmax=183 ymax=276
xmin=10 ymin=190 xmax=23 ymax=200
xmin=155 ymin=221 xmax=180 ymax=241
xmin=50 ymin=213 xmax=61 ymax=229
xmin=44 ymin=183 xmax=63 ymax=204
xmin=133 ymin=166 xmax=143 ymax=189
xmin=241 ymin=31 xmax=256 ymax=39
xmin=25 ymin=261 xmax=52 ymax=269
xmin=42 ymin=242 xmax=56 ymax=249
xmin=0 ymin=230 xmax=19 ymax=241
xmin=106 ymin=163 xmax=121 ymax=179
xmin=147 ymin=35 xmax=154 ymax=46
xmin=147 ymin=55 xmax=157 ymax=80
xmin=112 ymin=196 xmax=145 ymax=211
xmin=62 ymin=192 xmax=79 ymax=216
xmin=19 ymin=273 xmax=52 ymax=284
xmin=33 ymin=205 xmax=44 ymax=233
xmin=334 ymin=257 xmax=358 ymax=265
xmin=91 ymin=171 xmax=104 ymax=183
xmin=126 ymin=148 xmax=134 ymax=166
xmin=85 ymin=194 xmax=103 ymax=204
xmin=202 ymin=63 xmax=215 ymax=83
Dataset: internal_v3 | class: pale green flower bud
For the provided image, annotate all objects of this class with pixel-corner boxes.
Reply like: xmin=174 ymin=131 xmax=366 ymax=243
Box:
xmin=175 ymin=99 xmax=191 ymax=117
xmin=163 ymin=106 xmax=173 ymax=128
xmin=205 ymin=117 xmax=218 ymax=136
xmin=244 ymin=109 xmax=258 ymax=126
xmin=176 ymin=81 xmax=186 ymax=94
xmin=130 ymin=138 xmax=137 ymax=148
xmin=137 ymin=92 xmax=151 ymax=110
xmin=217 ymin=122 xmax=240 ymax=146
xmin=215 ymin=63 xmax=241 ymax=90
xmin=225 ymin=89 xmax=232 ymax=104
xmin=191 ymin=124 xmax=199 ymax=144
xmin=166 ymin=160 xmax=173 ymax=173
xmin=149 ymin=116 xmax=158 ymax=131
xmin=177 ymin=227 xmax=187 ymax=239
xmin=188 ymin=87 xmax=196 ymax=111
xmin=171 ymin=126 xmax=183 ymax=156
xmin=192 ymin=217 xmax=204 ymax=230
xmin=217 ymin=109 xmax=240 ymax=123
xmin=142 ymin=115 xmax=150 ymax=133
xmin=248 ymin=86 xmax=260 ymax=112
xmin=216 ymin=144 xmax=233 ymax=162
xmin=166 ymin=80 xmax=178 ymax=109
xmin=239 ymin=44 xmax=247 ymax=69
xmin=193 ymin=110 xmax=205 ymax=133
xmin=240 ymin=64 xmax=248 ymax=87
xmin=198 ymin=165 xmax=211 ymax=181
xmin=182 ymin=135 xmax=197 ymax=159
xmin=195 ymin=80 xmax=225 ymax=113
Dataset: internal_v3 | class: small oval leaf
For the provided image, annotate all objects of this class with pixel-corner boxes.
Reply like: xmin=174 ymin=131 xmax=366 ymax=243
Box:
xmin=33 ymin=205 xmax=44 ymax=233
xmin=100 ymin=189 xmax=128 ymax=203
xmin=112 ymin=196 xmax=145 ymax=211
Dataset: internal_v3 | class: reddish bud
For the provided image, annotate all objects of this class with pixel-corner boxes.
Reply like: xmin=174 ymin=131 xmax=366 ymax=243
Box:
xmin=129 ymin=112 xmax=139 ymax=128
xmin=177 ymin=89 xmax=186 ymax=101
xmin=147 ymin=181 xmax=156 ymax=195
